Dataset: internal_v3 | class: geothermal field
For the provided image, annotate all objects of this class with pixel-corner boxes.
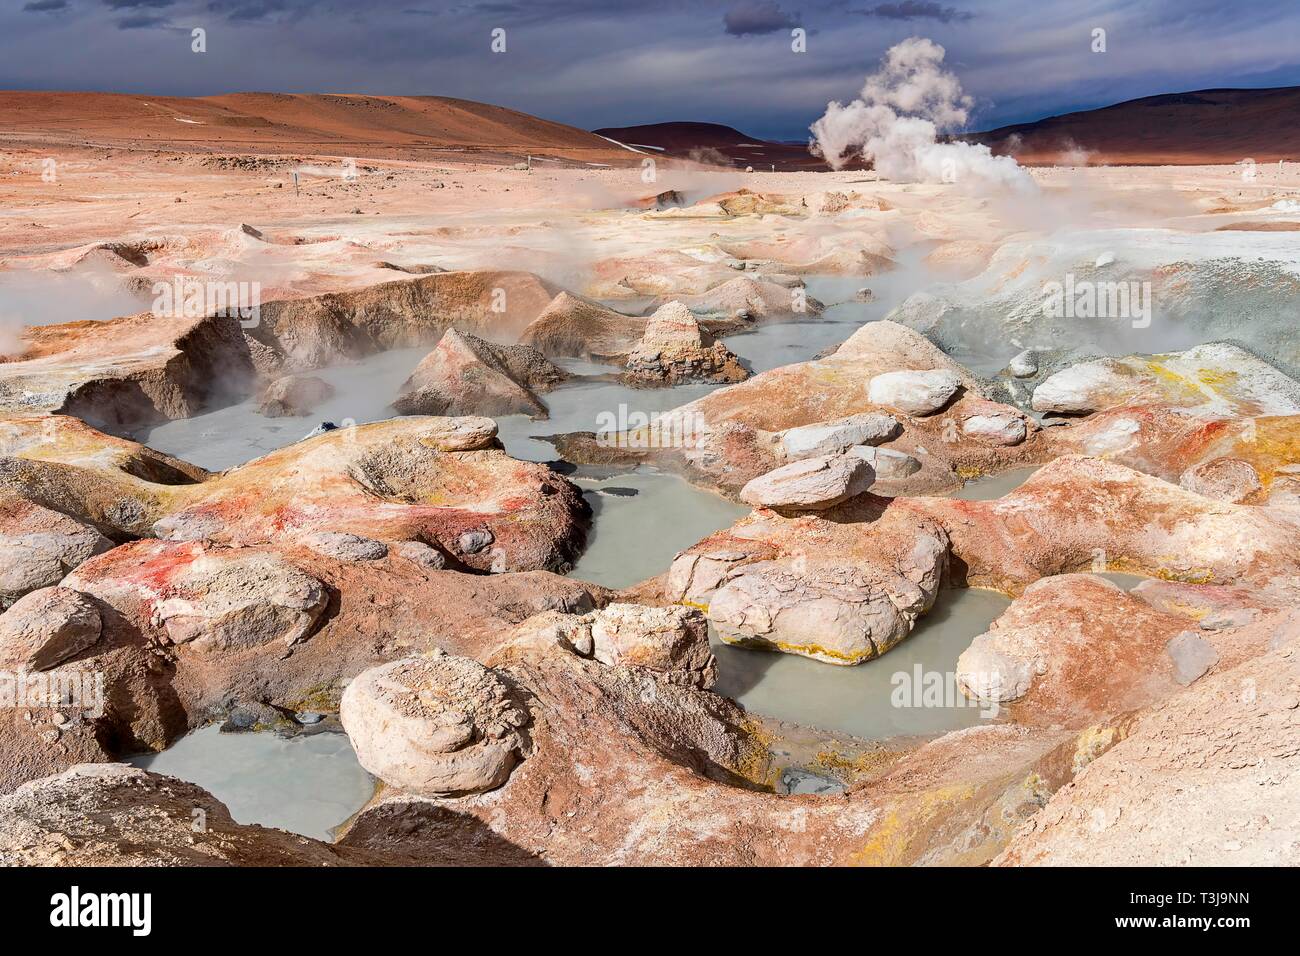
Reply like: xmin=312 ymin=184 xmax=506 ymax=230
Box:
xmin=0 ymin=30 xmax=1298 ymax=884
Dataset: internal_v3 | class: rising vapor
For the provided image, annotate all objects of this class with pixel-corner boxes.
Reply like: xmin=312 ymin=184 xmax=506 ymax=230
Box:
xmin=810 ymin=37 xmax=1034 ymax=192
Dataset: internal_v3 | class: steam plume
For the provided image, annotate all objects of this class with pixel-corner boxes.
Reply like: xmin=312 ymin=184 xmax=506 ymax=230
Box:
xmin=810 ymin=37 xmax=1033 ymax=193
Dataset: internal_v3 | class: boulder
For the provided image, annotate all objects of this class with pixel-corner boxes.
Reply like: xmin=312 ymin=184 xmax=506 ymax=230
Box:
xmin=846 ymin=445 xmax=922 ymax=481
xmin=418 ymin=415 xmax=499 ymax=451
xmin=257 ymin=374 xmax=334 ymax=418
xmin=67 ymin=542 xmax=329 ymax=653
xmin=0 ymin=493 xmax=114 ymax=609
xmin=1166 ymin=630 xmax=1220 ymax=685
xmin=961 ymin=412 xmax=1027 ymax=446
xmin=298 ymin=531 xmax=388 ymax=562
xmin=393 ymin=328 xmax=565 ymax=418
xmin=340 ymin=653 xmax=528 ymax=796
xmin=673 ymin=503 xmax=951 ymax=665
xmin=0 ymin=587 xmax=101 ymax=672
xmin=956 ymin=574 xmax=1189 ymax=726
xmin=1179 ymin=457 xmax=1262 ymax=504
xmin=1008 ymin=350 xmax=1038 ymax=378
xmin=587 ymin=603 xmax=716 ymax=688
xmin=777 ymin=412 xmax=899 ymax=460
xmin=519 ymin=291 xmax=652 ymax=360
xmin=709 ymin=561 xmax=932 ymax=665
xmin=391 ymin=541 xmax=447 ymax=570
xmin=867 ymin=369 xmax=961 ymax=416
xmin=739 ymin=454 xmax=873 ymax=511
xmin=1031 ymin=359 xmax=1132 ymax=414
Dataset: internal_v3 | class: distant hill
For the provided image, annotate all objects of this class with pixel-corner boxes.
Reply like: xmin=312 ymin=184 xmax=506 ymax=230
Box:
xmin=593 ymin=121 xmax=830 ymax=170
xmin=0 ymin=91 xmax=636 ymax=166
xmin=967 ymin=87 xmax=1300 ymax=165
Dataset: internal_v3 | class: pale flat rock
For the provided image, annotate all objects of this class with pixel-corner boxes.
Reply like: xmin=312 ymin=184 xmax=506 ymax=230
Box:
xmin=340 ymin=652 xmax=527 ymax=796
xmin=298 ymin=531 xmax=389 ymax=562
xmin=778 ymin=412 xmax=899 ymax=460
xmin=847 ymin=444 xmax=922 ymax=480
xmin=961 ymin=412 xmax=1027 ymax=446
xmin=0 ymin=587 xmax=101 ymax=672
xmin=1179 ymin=457 xmax=1262 ymax=504
xmin=1166 ymin=630 xmax=1220 ymax=685
xmin=739 ymin=454 xmax=873 ymax=510
xmin=867 ymin=369 xmax=961 ymax=416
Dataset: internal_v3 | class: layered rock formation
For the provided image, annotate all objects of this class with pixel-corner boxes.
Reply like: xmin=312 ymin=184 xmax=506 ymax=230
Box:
xmin=622 ymin=302 xmax=748 ymax=386
xmin=250 ymin=270 xmax=563 ymax=369
xmin=0 ymin=414 xmax=589 ymax=575
xmin=0 ymin=764 xmax=401 ymax=866
xmin=336 ymin=607 xmax=1077 ymax=865
xmin=393 ymin=328 xmax=567 ymax=418
xmin=0 ymin=310 xmax=256 ymax=432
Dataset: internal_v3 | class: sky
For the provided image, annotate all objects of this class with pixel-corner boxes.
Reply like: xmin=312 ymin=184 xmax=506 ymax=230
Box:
xmin=4 ymin=0 xmax=1300 ymax=140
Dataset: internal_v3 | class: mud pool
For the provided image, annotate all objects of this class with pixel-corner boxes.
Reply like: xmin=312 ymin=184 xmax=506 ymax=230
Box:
xmin=137 ymin=288 xmax=1033 ymax=752
xmin=711 ymin=587 xmax=1012 ymax=741
xmin=570 ymin=470 xmax=748 ymax=588
xmin=126 ymin=725 xmax=375 ymax=841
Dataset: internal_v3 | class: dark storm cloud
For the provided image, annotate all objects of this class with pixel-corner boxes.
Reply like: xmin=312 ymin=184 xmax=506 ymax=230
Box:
xmin=855 ymin=1 xmax=972 ymax=22
xmin=723 ymin=0 xmax=801 ymax=36
xmin=116 ymin=13 xmax=169 ymax=27
xmin=2 ymin=0 xmax=1300 ymax=141
xmin=204 ymin=0 xmax=304 ymax=22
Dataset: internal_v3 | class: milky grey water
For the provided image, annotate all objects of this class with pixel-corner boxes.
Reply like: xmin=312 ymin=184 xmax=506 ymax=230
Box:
xmin=711 ymin=586 xmax=1012 ymax=742
xmin=127 ymin=725 xmax=374 ymax=842
xmin=134 ymin=284 xmax=1030 ymax=750
xmin=570 ymin=470 xmax=748 ymax=588
xmin=949 ymin=465 xmax=1041 ymax=500
xmin=140 ymin=346 xmax=432 ymax=470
